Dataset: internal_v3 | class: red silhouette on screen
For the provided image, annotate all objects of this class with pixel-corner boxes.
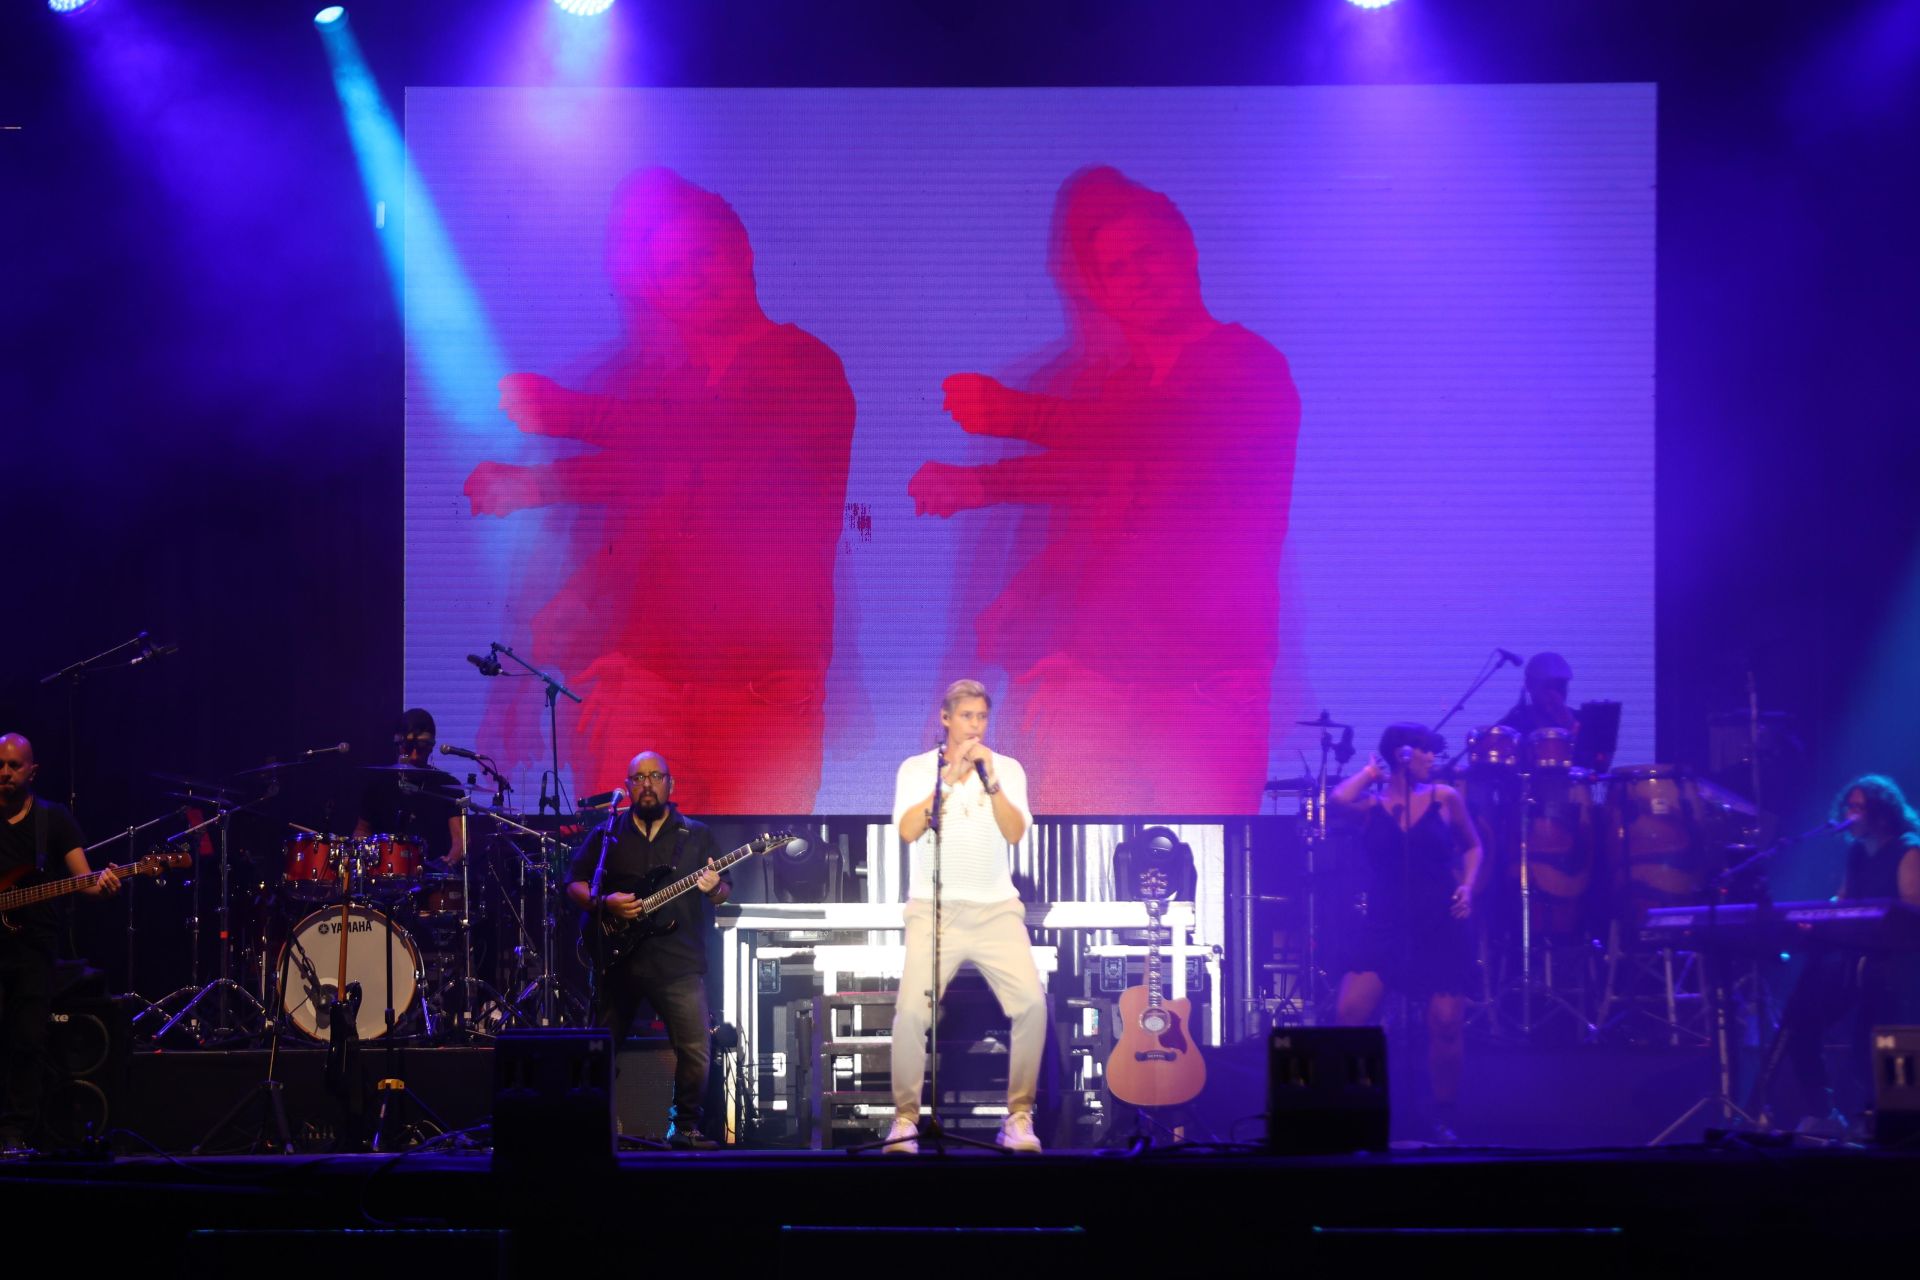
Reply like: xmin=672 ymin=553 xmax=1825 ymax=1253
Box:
xmin=909 ymin=166 xmax=1301 ymax=813
xmin=465 ymin=169 xmax=854 ymax=812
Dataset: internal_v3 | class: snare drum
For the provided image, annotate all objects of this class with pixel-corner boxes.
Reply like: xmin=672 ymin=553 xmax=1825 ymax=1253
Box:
xmin=281 ymin=834 xmax=349 ymax=901
xmin=1604 ymin=765 xmax=1714 ymax=913
xmin=360 ymin=835 xmax=424 ymax=898
xmin=1527 ymin=727 xmax=1574 ymax=772
xmin=278 ymin=905 xmax=422 ymax=1041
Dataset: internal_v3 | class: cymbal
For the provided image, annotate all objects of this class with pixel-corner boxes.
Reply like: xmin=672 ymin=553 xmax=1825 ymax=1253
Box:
xmin=1695 ymin=777 xmax=1759 ymax=817
xmin=362 ymin=762 xmax=448 ymax=774
xmin=233 ymin=758 xmax=328 ymax=776
xmin=1263 ymin=775 xmax=1318 ymax=793
xmin=150 ymin=770 xmax=244 ymax=794
xmin=1296 ymin=713 xmax=1352 ymax=730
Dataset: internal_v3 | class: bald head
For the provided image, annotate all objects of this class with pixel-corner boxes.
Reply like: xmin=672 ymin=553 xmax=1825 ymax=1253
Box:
xmin=0 ymin=734 xmax=38 ymax=809
xmin=627 ymin=751 xmax=672 ymax=813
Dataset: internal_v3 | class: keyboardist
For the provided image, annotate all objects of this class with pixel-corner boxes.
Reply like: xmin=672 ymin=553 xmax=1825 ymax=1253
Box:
xmin=1775 ymin=775 xmax=1920 ymax=1131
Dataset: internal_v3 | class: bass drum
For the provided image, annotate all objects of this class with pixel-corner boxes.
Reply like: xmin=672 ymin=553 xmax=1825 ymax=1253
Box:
xmin=278 ymin=905 xmax=422 ymax=1042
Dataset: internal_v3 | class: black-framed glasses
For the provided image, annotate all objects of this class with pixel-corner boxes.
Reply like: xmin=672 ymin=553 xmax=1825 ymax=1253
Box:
xmin=629 ymin=771 xmax=669 ymax=785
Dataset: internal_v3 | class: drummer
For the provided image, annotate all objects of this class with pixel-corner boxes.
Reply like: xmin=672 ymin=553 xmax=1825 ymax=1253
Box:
xmin=354 ymin=708 xmax=466 ymax=867
xmin=1498 ymin=652 xmax=1578 ymax=738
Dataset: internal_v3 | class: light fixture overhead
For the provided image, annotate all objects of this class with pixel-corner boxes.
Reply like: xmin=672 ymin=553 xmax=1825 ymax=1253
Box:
xmin=315 ymin=6 xmax=346 ymax=25
xmin=553 ymin=0 xmax=616 ymax=15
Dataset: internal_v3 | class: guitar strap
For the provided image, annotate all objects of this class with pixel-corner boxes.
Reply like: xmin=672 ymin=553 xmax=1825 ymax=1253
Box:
xmin=32 ymin=803 xmax=48 ymax=872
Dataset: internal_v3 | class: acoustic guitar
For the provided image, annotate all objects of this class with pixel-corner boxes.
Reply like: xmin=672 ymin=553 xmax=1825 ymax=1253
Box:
xmin=1104 ymin=868 xmax=1206 ymax=1108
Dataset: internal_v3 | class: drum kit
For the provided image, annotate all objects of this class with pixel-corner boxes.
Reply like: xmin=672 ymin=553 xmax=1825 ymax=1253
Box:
xmin=129 ymin=759 xmax=592 ymax=1050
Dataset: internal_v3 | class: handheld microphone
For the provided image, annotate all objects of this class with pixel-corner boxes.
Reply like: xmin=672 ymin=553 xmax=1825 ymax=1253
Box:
xmin=1496 ymin=648 xmax=1524 ymax=667
xmin=439 ymin=743 xmax=485 ymax=762
xmin=302 ymin=742 xmax=350 ymax=757
xmin=975 ymin=759 xmax=992 ymax=789
xmin=1830 ymin=814 xmax=1859 ymax=834
xmin=466 ymin=653 xmax=503 ymax=677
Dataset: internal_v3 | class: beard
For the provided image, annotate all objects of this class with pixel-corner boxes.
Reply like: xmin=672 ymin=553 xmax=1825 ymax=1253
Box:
xmin=634 ymin=799 xmax=668 ymax=823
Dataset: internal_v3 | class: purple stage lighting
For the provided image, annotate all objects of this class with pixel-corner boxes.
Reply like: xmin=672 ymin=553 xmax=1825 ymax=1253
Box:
xmin=315 ymin=6 xmax=346 ymax=25
xmin=553 ymin=0 xmax=616 ymax=15
xmin=48 ymin=0 xmax=99 ymax=13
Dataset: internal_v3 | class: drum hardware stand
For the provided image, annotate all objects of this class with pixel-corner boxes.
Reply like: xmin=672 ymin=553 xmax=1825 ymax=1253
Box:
xmin=440 ymin=797 xmax=513 ymax=1037
xmin=486 ymin=809 xmax=589 ymax=1026
xmin=152 ymin=798 xmax=273 ymax=1045
xmin=484 ymin=641 xmax=581 ymax=815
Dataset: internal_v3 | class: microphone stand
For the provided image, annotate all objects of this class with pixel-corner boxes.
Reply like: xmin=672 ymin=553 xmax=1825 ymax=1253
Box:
xmin=1433 ymin=650 xmax=1519 ymax=737
xmin=488 ymin=642 xmax=581 ymax=815
xmin=38 ymin=630 xmax=173 ymax=819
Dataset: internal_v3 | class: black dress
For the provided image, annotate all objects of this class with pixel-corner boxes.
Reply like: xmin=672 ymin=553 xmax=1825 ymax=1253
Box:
xmin=1345 ymin=795 xmax=1476 ymax=999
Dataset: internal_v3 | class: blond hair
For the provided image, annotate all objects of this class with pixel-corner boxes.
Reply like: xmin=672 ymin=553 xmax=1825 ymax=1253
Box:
xmin=941 ymin=679 xmax=991 ymax=713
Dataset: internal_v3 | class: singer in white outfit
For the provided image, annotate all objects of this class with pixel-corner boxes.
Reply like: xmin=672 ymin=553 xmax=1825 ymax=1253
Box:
xmin=884 ymin=679 xmax=1047 ymax=1153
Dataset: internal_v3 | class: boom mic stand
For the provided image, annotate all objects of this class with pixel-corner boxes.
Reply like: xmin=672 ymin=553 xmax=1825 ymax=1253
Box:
xmin=38 ymin=629 xmax=177 ymax=818
xmin=486 ymin=642 xmax=581 ymax=815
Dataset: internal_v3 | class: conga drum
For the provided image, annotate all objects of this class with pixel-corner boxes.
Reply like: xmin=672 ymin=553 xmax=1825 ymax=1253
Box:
xmin=1603 ymin=765 xmax=1713 ymax=918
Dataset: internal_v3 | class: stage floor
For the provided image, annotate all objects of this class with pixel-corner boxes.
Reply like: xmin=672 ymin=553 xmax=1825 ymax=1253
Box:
xmin=2 ymin=1141 xmax=1908 ymax=1267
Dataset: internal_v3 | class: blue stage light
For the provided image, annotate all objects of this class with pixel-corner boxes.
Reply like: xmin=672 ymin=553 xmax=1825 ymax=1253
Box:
xmin=1346 ymin=0 xmax=1398 ymax=9
xmin=553 ymin=0 xmax=616 ymax=15
xmin=48 ymin=0 xmax=99 ymax=14
xmin=315 ymin=6 xmax=346 ymax=25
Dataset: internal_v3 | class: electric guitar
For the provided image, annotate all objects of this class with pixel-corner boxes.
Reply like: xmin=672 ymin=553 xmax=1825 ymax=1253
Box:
xmin=581 ymin=830 xmax=794 ymax=974
xmin=0 ymin=850 xmax=190 ymax=931
xmin=1104 ymin=868 xmax=1207 ymax=1108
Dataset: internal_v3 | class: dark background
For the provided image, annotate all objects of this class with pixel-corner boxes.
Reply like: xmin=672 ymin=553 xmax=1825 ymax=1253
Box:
xmin=3 ymin=0 xmax=1917 ymax=980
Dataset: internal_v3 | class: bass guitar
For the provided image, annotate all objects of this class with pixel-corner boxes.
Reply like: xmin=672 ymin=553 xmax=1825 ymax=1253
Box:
xmin=0 ymin=850 xmax=190 ymax=931
xmin=1104 ymin=867 xmax=1207 ymax=1108
xmin=581 ymin=830 xmax=796 ymax=974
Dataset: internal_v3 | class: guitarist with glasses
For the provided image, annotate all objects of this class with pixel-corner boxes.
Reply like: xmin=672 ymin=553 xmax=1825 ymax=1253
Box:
xmin=0 ymin=733 xmax=120 ymax=1154
xmin=566 ymin=750 xmax=728 ymax=1149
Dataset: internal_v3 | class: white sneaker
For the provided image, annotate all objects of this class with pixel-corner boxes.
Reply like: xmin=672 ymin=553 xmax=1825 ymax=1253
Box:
xmin=997 ymin=1112 xmax=1042 ymax=1153
xmin=883 ymin=1116 xmax=919 ymax=1154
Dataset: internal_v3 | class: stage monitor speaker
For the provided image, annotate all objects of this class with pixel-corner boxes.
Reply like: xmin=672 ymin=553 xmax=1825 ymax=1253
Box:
xmin=1873 ymin=1026 xmax=1920 ymax=1148
xmin=615 ymin=1038 xmax=678 ymax=1140
xmin=1267 ymin=1025 xmax=1389 ymax=1155
xmin=492 ymin=1028 xmax=615 ymax=1176
xmin=43 ymin=994 xmax=133 ymax=1147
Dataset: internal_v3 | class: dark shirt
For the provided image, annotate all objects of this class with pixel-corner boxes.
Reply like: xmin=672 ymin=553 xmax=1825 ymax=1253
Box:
xmin=1360 ymin=798 xmax=1459 ymax=932
xmin=1497 ymin=699 xmax=1575 ymax=738
xmin=1844 ymin=831 xmax=1920 ymax=902
xmin=568 ymin=805 xmax=725 ymax=977
xmin=0 ymin=798 xmax=86 ymax=941
xmin=358 ymin=770 xmax=461 ymax=862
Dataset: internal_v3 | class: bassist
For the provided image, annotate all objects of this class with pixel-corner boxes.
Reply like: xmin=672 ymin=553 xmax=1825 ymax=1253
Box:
xmin=0 ymin=733 xmax=120 ymax=1154
xmin=565 ymin=751 xmax=727 ymax=1149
